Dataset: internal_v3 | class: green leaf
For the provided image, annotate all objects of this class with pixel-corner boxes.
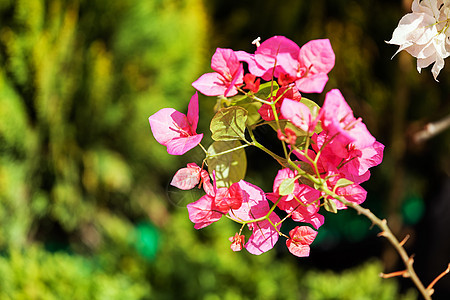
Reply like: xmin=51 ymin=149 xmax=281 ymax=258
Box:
xmin=207 ymin=140 xmax=247 ymax=188
xmin=239 ymin=102 xmax=262 ymax=126
xmin=254 ymin=81 xmax=279 ymax=100
xmin=210 ymin=106 xmax=248 ymax=141
xmin=323 ymin=198 xmax=338 ymax=213
xmin=278 ymin=178 xmax=296 ymax=196
xmin=334 ymin=178 xmax=354 ymax=189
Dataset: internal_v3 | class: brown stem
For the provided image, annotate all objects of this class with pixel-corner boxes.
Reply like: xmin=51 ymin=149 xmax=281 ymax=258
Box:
xmin=322 ymin=187 xmax=432 ymax=300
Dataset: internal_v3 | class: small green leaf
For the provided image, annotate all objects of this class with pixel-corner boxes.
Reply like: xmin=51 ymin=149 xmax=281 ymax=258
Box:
xmin=254 ymin=81 xmax=279 ymax=99
xmin=240 ymin=102 xmax=262 ymax=126
xmin=210 ymin=106 xmax=248 ymax=141
xmin=279 ymin=178 xmax=296 ymax=196
xmin=323 ymin=198 xmax=338 ymax=213
xmin=207 ymin=140 xmax=247 ymax=188
xmin=334 ymin=178 xmax=354 ymax=189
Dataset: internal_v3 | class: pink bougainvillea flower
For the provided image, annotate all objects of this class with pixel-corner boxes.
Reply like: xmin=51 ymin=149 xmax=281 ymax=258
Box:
xmin=292 ymin=39 xmax=335 ymax=93
xmin=277 ymin=127 xmax=297 ymax=145
xmin=242 ymin=73 xmax=260 ymax=93
xmin=148 ymin=92 xmax=203 ymax=155
xmin=286 ymin=226 xmax=318 ymax=257
xmin=324 ymin=173 xmax=368 ymax=210
xmin=236 ymin=36 xmax=300 ymax=81
xmin=186 ymin=194 xmax=223 ymax=229
xmin=229 ymin=233 xmax=245 ymax=252
xmin=258 ymin=85 xmax=302 ymax=121
xmin=186 ymin=173 xmax=247 ymax=229
xmin=237 ymin=37 xmax=334 ymax=93
xmin=319 ymin=89 xmax=375 ymax=154
xmin=280 ymin=98 xmax=316 ymax=132
xmin=338 ymin=141 xmax=385 ymax=184
xmin=266 ymin=168 xmax=324 ymax=229
xmin=170 ymin=163 xmax=213 ymax=194
xmin=230 ymin=181 xmax=281 ymax=255
xmin=192 ymin=48 xmax=244 ymax=97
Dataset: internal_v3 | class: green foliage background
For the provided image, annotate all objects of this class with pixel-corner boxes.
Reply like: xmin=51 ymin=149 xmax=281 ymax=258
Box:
xmin=0 ymin=0 xmax=448 ymax=299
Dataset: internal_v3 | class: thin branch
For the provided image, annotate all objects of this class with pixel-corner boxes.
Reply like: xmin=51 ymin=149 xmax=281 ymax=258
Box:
xmin=413 ymin=113 xmax=450 ymax=143
xmin=320 ymin=186 xmax=432 ymax=300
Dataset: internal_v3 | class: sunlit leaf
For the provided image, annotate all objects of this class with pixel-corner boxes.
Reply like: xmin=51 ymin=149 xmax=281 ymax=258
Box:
xmin=334 ymin=178 xmax=354 ymax=189
xmin=207 ymin=140 xmax=247 ymax=188
xmin=210 ymin=106 xmax=248 ymax=141
xmin=323 ymin=198 xmax=337 ymax=213
xmin=279 ymin=178 xmax=296 ymax=196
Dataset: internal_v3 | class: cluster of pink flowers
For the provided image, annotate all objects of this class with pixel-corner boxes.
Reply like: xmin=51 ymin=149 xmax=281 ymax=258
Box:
xmin=148 ymin=36 xmax=383 ymax=257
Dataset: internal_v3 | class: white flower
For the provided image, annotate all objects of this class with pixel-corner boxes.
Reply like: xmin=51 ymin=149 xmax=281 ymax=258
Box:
xmin=387 ymin=0 xmax=450 ymax=81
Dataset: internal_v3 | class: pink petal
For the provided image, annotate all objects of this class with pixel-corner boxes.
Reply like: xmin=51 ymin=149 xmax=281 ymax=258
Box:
xmin=187 ymin=195 xmax=222 ymax=229
xmin=187 ymin=92 xmax=199 ymax=132
xmin=336 ymin=183 xmax=367 ymax=206
xmin=192 ymin=72 xmax=227 ymax=96
xmin=170 ymin=163 xmax=201 ymax=190
xmin=235 ymin=50 xmax=267 ymax=77
xmin=298 ymin=39 xmax=335 ymax=74
xmin=280 ymin=98 xmax=312 ymax=132
xmin=148 ymin=108 xmax=189 ymax=145
xmin=294 ymin=73 xmax=329 ymax=93
xmin=286 ymin=240 xmax=311 ymax=257
xmin=166 ymin=133 xmax=203 ymax=155
xmin=211 ymin=48 xmax=241 ymax=78
xmin=255 ymin=36 xmax=300 ymax=76
xmin=245 ymin=217 xmax=280 ymax=255
xmin=289 ymin=226 xmax=318 ymax=245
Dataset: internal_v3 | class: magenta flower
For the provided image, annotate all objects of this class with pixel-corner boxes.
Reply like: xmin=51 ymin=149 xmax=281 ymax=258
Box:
xmin=170 ymin=163 xmax=213 ymax=195
xmin=186 ymin=174 xmax=246 ymax=229
xmin=229 ymin=233 xmax=245 ymax=252
xmin=230 ymin=181 xmax=281 ymax=255
xmin=292 ymin=39 xmax=335 ymax=93
xmin=148 ymin=92 xmax=203 ymax=155
xmin=267 ymin=168 xmax=324 ymax=229
xmin=192 ymin=48 xmax=244 ymax=97
xmin=258 ymin=85 xmax=302 ymax=121
xmin=237 ymin=37 xmax=335 ymax=93
xmin=280 ymin=98 xmax=316 ymax=132
xmin=319 ymin=89 xmax=375 ymax=153
xmin=186 ymin=195 xmax=223 ymax=229
xmin=286 ymin=226 xmax=318 ymax=257
xmin=236 ymin=36 xmax=300 ymax=81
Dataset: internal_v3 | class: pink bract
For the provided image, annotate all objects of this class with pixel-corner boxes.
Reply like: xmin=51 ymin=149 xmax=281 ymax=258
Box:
xmin=229 ymin=233 xmax=245 ymax=252
xmin=294 ymin=39 xmax=335 ymax=93
xmin=148 ymin=92 xmax=203 ymax=155
xmin=320 ymin=89 xmax=375 ymax=152
xmin=286 ymin=226 xmax=317 ymax=257
xmin=280 ymin=98 xmax=315 ymax=132
xmin=258 ymin=85 xmax=302 ymax=121
xmin=170 ymin=163 xmax=213 ymax=193
xmin=192 ymin=48 xmax=244 ymax=97
xmin=187 ymin=194 xmax=223 ymax=229
xmin=230 ymin=181 xmax=281 ymax=255
xmin=170 ymin=163 xmax=202 ymax=190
